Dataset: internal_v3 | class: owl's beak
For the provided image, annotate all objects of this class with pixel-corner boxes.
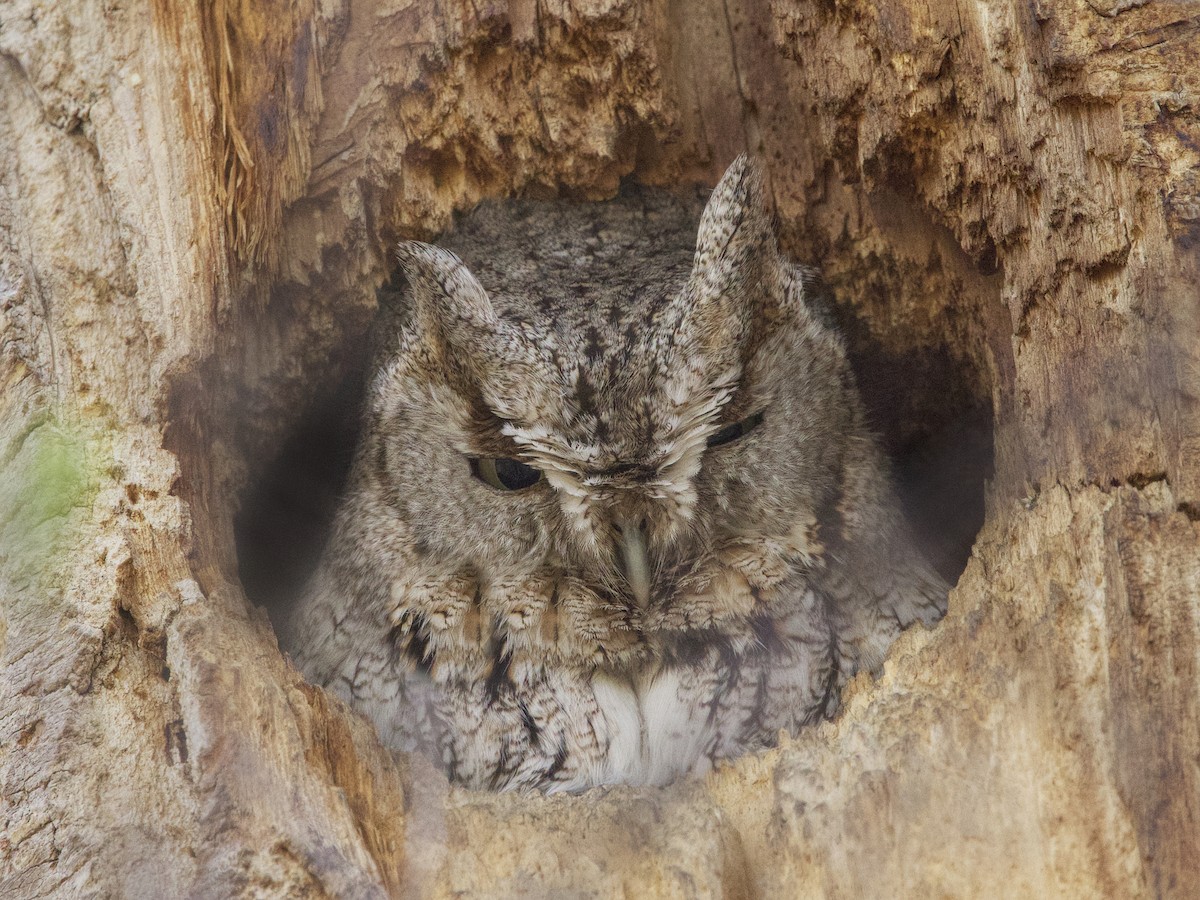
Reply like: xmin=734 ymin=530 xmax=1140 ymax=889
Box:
xmin=617 ymin=520 xmax=652 ymax=607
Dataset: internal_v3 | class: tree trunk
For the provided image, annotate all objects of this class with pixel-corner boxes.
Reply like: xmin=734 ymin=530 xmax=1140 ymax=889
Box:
xmin=1 ymin=0 xmax=1197 ymax=897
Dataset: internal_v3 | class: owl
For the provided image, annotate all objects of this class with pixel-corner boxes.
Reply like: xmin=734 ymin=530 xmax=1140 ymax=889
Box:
xmin=284 ymin=156 xmax=947 ymax=793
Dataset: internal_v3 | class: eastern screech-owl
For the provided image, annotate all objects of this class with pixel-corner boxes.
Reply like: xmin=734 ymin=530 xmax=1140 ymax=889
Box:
xmin=285 ymin=157 xmax=947 ymax=793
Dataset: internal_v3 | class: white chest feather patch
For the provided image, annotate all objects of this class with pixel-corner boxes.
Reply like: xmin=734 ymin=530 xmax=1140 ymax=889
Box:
xmin=589 ymin=668 xmax=716 ymax=788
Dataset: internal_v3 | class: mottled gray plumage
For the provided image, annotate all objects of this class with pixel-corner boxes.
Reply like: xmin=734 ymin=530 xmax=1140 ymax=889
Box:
xmin=285 ymin=157 xmax=947 ymax=792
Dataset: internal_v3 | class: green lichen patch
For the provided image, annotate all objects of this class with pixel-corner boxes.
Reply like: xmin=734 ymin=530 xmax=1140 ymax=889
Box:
xmin=0 ymin=409 xmax=106 ymax=595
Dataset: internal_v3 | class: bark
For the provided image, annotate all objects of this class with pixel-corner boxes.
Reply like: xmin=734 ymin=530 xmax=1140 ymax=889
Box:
xmin=1 ymin=0 xmax=1197 ymax=897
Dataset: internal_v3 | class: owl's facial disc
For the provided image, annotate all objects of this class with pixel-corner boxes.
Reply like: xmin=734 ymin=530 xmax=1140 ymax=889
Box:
xmin=468 ymin=399 xmax=767 ymax=608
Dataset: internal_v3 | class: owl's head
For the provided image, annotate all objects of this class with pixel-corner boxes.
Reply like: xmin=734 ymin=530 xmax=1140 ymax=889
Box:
xmin=370 ymin=156 xmax=850 ymax=613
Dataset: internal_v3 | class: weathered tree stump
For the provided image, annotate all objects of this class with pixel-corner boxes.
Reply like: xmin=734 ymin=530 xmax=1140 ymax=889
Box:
xmin=1 ymin=0 xmax=1197 ymax=896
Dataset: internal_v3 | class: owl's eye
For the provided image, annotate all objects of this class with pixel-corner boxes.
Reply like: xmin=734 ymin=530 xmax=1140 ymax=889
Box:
xmin=706 ymin=411 xmax=765 ymax=448
xmin=470 ymin=457 xmax=544 ymax=491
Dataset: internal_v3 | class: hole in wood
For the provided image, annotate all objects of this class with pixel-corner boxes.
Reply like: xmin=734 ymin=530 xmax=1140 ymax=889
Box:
xmin=235 ymin=185 xmax=993 ymax=792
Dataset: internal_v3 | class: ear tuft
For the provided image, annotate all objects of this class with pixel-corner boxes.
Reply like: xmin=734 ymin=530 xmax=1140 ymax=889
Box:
xmin=679 ymin=157 xmax=783 ymax=360
xmin=395 ymin=241 xmax=496 ymax=329
xmin=654 ymin=156 xmax=790 ymax=400
xmin=693 ymin=155 xmax=775 ymax=277
xmin=394 ymin=241 xmax=544 ymax=422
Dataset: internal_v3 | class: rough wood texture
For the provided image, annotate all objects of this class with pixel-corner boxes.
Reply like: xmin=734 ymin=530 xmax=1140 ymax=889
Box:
xmin=1 ymin=0 xmax=1197 ymax=896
